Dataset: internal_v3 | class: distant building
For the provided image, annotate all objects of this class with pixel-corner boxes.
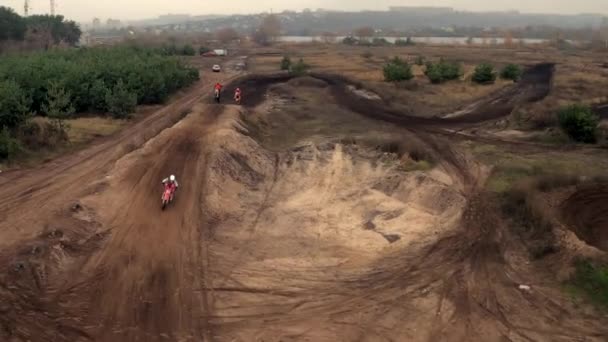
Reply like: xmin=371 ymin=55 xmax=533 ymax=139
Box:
xmin=106 ymin=19 xmax=122 ymax=29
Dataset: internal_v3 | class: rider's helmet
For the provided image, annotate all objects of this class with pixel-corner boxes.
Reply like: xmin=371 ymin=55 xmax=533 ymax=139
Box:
xmin=236 ymin=87 xmax=241 ymax=93
xmin=170 ymin=175 xmax=175 ymax=182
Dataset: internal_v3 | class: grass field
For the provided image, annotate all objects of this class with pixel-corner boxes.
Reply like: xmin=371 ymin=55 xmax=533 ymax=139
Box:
xmin=67 ymin=117 xmax=127 ymax=145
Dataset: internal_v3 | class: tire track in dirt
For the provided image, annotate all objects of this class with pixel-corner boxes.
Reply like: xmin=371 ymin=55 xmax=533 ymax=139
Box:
xmin=0 ymin=64 xmax=237 ymax=341
xmin=51 ymin=106 xmax=224 ymax=341
xmin=202 ymin=71 xmax=608 ymax=341
xmin=2 ymin=60 xmax=607 ymax=341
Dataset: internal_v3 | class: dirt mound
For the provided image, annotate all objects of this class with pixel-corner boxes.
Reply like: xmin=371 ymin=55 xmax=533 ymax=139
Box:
xmin=561 ymin=184 xmax=608 ymax=252
xmin=287 ymin=76 xmax=328 ymax=88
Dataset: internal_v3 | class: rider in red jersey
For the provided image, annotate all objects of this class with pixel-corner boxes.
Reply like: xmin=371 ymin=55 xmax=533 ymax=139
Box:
xmin=161 ymin=175 xmax=179 ymax=201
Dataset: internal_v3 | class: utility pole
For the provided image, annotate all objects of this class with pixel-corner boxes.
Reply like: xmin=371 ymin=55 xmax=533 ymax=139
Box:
xmin=24 ymin=0 xmax=29 ymax=16
xmin=50 ymin=0 xmax=56 ymax=15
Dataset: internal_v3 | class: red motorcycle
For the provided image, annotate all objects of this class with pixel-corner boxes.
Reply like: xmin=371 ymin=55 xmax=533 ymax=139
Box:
xmin=161 ymin=183 xmax=176 ymax=210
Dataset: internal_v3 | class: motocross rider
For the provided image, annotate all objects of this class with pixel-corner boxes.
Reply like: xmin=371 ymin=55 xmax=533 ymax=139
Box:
xmin=161 ymin=175 xmax=179 ymax=201
xmin=234 ymin=87 xmax=242 ymax=103
xmin=214 ymin=82 xmax=223 ymax=99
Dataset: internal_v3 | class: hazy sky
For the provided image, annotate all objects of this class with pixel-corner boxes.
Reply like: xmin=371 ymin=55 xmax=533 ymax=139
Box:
xmin=4 ymin=0 xmax=608 ymax=22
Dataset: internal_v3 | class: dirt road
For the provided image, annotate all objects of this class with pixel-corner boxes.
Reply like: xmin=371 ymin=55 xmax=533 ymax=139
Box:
xmin=1 ymin=62 xmax=607 ymax=341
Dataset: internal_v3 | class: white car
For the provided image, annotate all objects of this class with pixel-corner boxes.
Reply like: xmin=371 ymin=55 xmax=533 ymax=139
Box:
xmin=212 ymin=64 xmax=221 ymax=72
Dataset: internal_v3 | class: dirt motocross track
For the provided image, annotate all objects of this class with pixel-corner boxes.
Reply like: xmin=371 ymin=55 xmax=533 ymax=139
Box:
xmin=1 ymin=62 xmax=607 ymax=342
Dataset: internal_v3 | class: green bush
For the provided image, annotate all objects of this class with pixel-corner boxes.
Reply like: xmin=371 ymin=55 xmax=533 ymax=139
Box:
xmin=472 ymin=63 xmax=497 ymax=84
xmin=395 ymin=37 xmax=415 ymax=46
xmin=372 ymin=38 xmax=390 ymax=46
xmin=501 ymin=64 xmax=523 ymax=81
xmin=571 ymin=260 xmax=608 ymax=310
xmin=280 ymin=56 xmax=291 ymax=70
xmin=290 ymin=58 xmax=310 ymax=76
xmin=0 ymin=126 xmax=21 ymax=160
xmin=181 ymin=44 xmax=196 ymax=56
xmin=342 ymin=36 xmax=358 ymax=45
xmin=199 ymin=46 xmax=211 ymax=55
xmin=0 ymin=80 xmax=31 ymax=129
xmin=557 ymin=104 xmax=599 ymax=143
xmin=383 ymin=57 xmax=413 ymax=82
xmin=424 ymin=60 xmax=462 ymax=84
xmin=105 ymin=80 xmax=137 ymax=119
xmin=425 ymin=64 xmax=443 ymax=84
xmin=88 ymin=79 xmax=110 ymax=112
xmin=414 ymin=55 xmax=425 ymax=66
xmin=42 ymin=82 xmax=75 ymax=132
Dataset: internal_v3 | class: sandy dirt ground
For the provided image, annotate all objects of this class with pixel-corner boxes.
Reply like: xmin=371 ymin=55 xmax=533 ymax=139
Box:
xmin=1 ymin=60 xmax=607 ymax=342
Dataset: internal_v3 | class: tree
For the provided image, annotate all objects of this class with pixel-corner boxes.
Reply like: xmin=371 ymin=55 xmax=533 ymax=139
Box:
xmin=425 ymin=60 xmax=463 ymax=84
xmin=0 ymin=80 xmax=31 ymax=129
xmin=383 ymin=57 xmax=413 ymax=82
xmin=500 ymin=64 xmax=523 ymax=81
xmin=42 ymin=82 xmax=74 ymax=132
xmin=472 ymin=63 xmax=497 ymax=84
xmin=105 ymin=80 xmax=137 ymax=119
xmin=372 ymin=38 xmax=389 ymax=46
xmin=181 ymin=44 xmax=196 ymax=56
xmin=216 ymin=27 xmax=239 ymax=43
xmin=320 ymin=32 xmax=337 ymax=44
xmin=290 ymin=58 xmax=310 ymax=76
xmin=25 ymin=15 xmax=82 ymax=47
xmin=61 ymin=20 xmax=82 ymax=46
xmin=280 ymin=56 xmax=292 ymax=70
xmin=342 ymin=36 xmax=358 ymax=45
xmin=425 ymin=65 xmax=443 ymax=84
xmin=89 ymin=79 xmax=108 ymax=112
xmin=254 ymin=14 xmax=281 ymax=45
xmin=557 ymin=104 xmax=599 ymax=143
xmin=395 ymin=37 xmax=415 ymax=46
xmin=0 ymin=126 xmax=21 ymax=160
xmin=355 ymin=26 xmax=374 ymax=41
xmin=0 ymin=6 xmax=26 ymax=41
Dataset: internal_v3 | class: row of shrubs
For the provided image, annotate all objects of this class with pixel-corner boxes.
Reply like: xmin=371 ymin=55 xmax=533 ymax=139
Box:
xmin=382 ymin=56 xmax=522 ymax=84
xmin=0 ymin=46 xmax=200 ymax=160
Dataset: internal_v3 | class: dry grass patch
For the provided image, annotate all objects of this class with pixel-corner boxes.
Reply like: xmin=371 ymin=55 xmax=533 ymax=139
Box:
xmin=67 ymin=117 xmax=127 ymax=145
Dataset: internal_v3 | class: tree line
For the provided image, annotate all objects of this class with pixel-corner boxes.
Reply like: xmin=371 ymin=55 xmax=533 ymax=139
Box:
xmin=0 ymin=47 xmax=199 ymax=159
xmin=0 ymin=6 xmax=81 ymax=49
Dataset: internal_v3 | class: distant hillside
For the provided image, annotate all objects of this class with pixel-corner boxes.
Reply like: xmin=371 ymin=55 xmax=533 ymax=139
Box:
xmin=144 ymin=9 xmax=606 ymax=37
